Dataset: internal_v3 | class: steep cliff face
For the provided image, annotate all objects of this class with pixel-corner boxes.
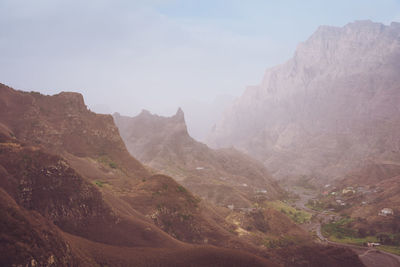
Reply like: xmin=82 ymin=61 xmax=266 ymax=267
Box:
xmin=0 ymin=83 xmax=148 ymax=178
xmin=113 ymin=110 xmax=368 ymax=266
xmin=0 ymin=84 xmax=278 ymax=266
xmin=208 ymin=21 xmax=400 ymax=184
xmin=113 ymin=109 xmax=284 ymax=208
xmin=0 ymin=84 xmax=364 ymax=266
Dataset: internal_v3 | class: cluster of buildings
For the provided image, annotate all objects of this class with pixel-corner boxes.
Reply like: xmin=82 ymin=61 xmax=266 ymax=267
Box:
xmin=328 ymin=187 xmax=395 ymax=217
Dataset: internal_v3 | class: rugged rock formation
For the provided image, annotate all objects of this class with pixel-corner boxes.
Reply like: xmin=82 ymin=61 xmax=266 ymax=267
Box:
xmin=113 ymin=109 xmax=284 ymax=208
xmin=0 ymin=85 xmax=148 ymax=178
xmin=0 ymin=84 xmax=276 ymax=266
xmin=113 ymin=108 xmax=366 ymax=266
xmin=208 ymin=21 xmax=400 ymax=184
xmin=0 ymin=83 xmax=364 ymax=266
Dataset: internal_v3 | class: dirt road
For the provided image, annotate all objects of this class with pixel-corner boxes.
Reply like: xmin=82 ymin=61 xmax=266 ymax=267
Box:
xmin=327 ymin=241 xmax=400 ymax=267
xmin=291 ymin=187 xmax=400 ymax=267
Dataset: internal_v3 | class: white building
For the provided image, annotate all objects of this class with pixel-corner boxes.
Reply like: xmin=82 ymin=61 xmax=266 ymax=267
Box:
xmin=379 ymin=208 xmax=394 ymax=216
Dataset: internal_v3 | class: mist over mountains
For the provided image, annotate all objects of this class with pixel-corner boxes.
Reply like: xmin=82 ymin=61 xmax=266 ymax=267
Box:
xmin=1 ymin=15 xmax=400 ymax=267
xmin=180 ymin=95 xmax=235 ymax=142
xmin=207 ymin=20 xmax=400 ymax=184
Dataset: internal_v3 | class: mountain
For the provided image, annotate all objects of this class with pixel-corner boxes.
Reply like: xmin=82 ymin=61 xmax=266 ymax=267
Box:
xmin=113 ymin=109 xmax=284 ymax=209
xmin=0 ymin=83 xmax=277 ymax=266
xmin=207 ymin=20 xmax=400 ymax=185
xmin=0 ymin=83 xmax=363 ymax=266
xmin=113 ymin=107 xmax=366 ymax=266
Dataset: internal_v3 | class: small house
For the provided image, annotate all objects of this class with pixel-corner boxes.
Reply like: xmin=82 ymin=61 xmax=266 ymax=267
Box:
xmin=367 ymin=242 xmax=380 ymax=247
xmin=379 ymin=208 xmax=394 ymax=216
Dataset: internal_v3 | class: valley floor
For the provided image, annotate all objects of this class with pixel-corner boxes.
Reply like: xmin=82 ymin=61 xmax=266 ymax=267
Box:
xmin=289 ymin=187 xmax=400 ymax=267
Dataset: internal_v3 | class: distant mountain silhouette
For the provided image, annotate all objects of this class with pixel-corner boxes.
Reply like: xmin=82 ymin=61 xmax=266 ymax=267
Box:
xmin=208 ymin=21 xmax=400 ymax=185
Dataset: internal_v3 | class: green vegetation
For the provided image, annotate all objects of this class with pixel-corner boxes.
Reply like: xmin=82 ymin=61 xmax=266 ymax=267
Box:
xmin=323 ymin=219 xmax=400 ymax=255
xmin=322 ymin=217 xmax=355 ymax=239
xmin=267 ymin=200 xmax=312 ymax=224
xmin=263 ymin=236 xmax=301 ymax=249
xmin=109 ymin=162 xmax=117 ymax=169
xmin=97 ymin=156 xmax=118 ymax=169
xmin=176 ymin=185 xmax=186 ymax=193
xmin=380 ymin=245 xmax=400 ymax=255
xmin=327 ymin=234 xmax=400 ymax=256
xmin=93 ymin=180 xmax=105 ymax=187
xmin=329 ymin=234 xmax=378 ymax=245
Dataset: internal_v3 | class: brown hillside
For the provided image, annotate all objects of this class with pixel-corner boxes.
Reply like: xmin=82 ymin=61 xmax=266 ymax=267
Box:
xmin=0 ymin=84 xmax=258 ymax=251
xmin=0 ymin=83 xmax=364 ymax=266
xmin=333 ymin=161 xmax=400 ymax=234
xmin=113 ymin=109 xmax=284 ymax=208
xmin=0 ymin=188 xmax=82 ymax=266
xmin=112 ymin=108 xmax=367 ymax=266
xmin=0 ymin=83 xmax=148 ymax=179
xmin=0 ymin=126 xmax=279 ymax=266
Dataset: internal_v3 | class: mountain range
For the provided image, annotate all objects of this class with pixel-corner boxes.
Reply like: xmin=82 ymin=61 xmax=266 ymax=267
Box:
xmin=113 ymin=109 xmax=284 ymax=208
xmin=0 ymin=83 xmax=363 ymax=266
xmin=207 ymin=20 xmax=400 ymax=185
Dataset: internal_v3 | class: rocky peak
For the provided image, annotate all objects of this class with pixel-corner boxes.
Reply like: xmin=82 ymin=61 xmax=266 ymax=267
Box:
xmin=208 ymin=20 xmax=400 ymax=184
xmin=56 ymin=91 xmax=85 ymax=106
xmin=295 ymin=20 xmax=400 ymax=66
xmin=28 ymin=90 xmax=88 ymax=114
xmin=129 ymin=108 xmax=188 ymax=135
xmin=113 ymin=108 xmax=191 ymax=161
xmin=0 ymin=83 xmax=148 ymax=178
xmin=174 ymin=107 xmax=185 ymax=122
xmin=254 ymin=20 xmax=400 ymax=101
xmin=138 ymin=109 xmax=152 ymax=117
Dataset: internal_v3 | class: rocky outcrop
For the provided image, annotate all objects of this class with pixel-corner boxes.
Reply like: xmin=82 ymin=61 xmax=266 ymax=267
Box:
xmin=0 ymin=85 xmax=280 ymax=266
xmin=114 ymin=109 xmax=284 ymax=208
xmin=0 ymin=83 xmax=364 ymax=267
xmin=0 ymin=83 xmax=148 ymax=178
xmin=208 ymin=21 xmax=400 ymax=184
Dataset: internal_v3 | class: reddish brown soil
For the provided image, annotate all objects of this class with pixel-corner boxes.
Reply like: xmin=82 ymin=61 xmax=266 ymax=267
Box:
xmin=0 ymin=83 xmax=364 ymax=266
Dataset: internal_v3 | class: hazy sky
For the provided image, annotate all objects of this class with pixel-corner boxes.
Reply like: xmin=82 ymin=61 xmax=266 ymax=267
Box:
xmin=1 ymin=0 xmax=399 ymax=116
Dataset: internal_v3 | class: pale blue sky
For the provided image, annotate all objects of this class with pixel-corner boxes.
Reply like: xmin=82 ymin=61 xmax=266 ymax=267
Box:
xmin=0 ymin=0 xmax=399 ymax=116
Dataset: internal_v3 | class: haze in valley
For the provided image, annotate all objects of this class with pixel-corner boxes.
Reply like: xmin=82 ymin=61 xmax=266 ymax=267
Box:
xmin=1 ymin=1 xmax=400 ymax=267
xmin=1 ymin=0 xmax=399 ymax=140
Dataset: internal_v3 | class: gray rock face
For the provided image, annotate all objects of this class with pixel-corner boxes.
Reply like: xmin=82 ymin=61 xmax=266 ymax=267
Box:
xmin=207 ymin=21 xmax=400 ymax=184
